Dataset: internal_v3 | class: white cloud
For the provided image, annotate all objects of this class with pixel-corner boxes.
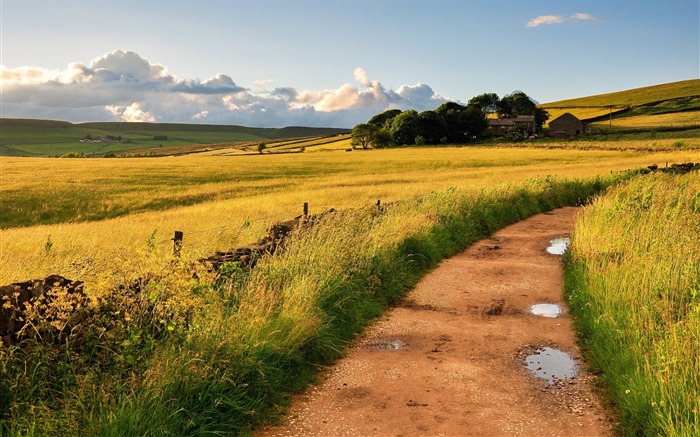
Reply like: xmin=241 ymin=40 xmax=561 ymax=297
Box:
xmin=571 ymin=13 xmax=597 ymax=21
xmin=527 ymin=15 xmax=564 ymax=27
xmin=107 ymin=103 xmax=156 ymax=122
xmin=527 ymin=12 xmax=598 ymax=27
xmin=90 ymin=50 xmax=168 ymax=81
xmin=0 ymin=50 xmax=447 ymax=127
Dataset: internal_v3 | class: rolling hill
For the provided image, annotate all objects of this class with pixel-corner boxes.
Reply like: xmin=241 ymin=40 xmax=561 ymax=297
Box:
xmin=0 ymin=118 xmax=350 ymax=156
xmin=540 ymin=79 xmax=700 ymax=129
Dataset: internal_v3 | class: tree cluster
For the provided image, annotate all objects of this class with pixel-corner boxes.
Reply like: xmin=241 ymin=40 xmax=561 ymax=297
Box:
xmin=471 ymin=91 xmax=550 ymax=131
xmin=351 ymin=91 xmax=549 ymax=148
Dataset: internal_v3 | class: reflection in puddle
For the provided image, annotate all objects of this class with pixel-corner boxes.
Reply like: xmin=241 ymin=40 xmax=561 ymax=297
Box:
xmin=530 ymin=303 xmax=562 ymax=318
xmin=370 ymin=339 xmax=404 ymax=350
xmin=546 ymin=237 xmax=571 ymax=255
xmin=525 ymin=347 xmax=578 ymax=384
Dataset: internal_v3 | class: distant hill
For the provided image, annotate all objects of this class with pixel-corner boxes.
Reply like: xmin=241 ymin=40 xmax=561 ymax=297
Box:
xmin=0 ymin=119 xmax=350 ymax=157
xmin=540 ymin=79 xmax=700 ymax=129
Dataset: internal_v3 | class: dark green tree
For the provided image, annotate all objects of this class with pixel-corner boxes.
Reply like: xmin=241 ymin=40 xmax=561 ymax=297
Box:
xmin=368 ymin=109 xmax=402 ymax=129
xmin=388 ymin=110 xmax=419 ymax=146
xmin=459 ymin=105 xmax=489 ymax=139
xmin=415 ymin=110 xmax=447 ymax=145
xmin=351 ymin=123 xmax=379 ymax=149
xmin=435 ymin=102 xmax=468 ymax=143
xmin=534 ymin=107 xmax=550 ymax=131
xmin=435 ymin=101 xmax=487 ymax=142
xmin=497 ymin=92 xmax=549 ymax=131
xmin=372 ymin=128 xmax=393 ymax=148
xmin=468 ymin=93 xmax=500 ymax=114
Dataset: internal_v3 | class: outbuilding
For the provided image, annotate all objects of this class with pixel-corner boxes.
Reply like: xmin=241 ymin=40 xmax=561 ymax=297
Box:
xmin=549 ymin=112 xmax=600 ymax=137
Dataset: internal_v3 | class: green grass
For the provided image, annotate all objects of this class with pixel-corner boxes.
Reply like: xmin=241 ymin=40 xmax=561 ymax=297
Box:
xmin=0 ymin=119 xmax=349 ymax=156
xmin=0 ymin=172 xmax=635 ymax=435
xmin=540 ymin=79 xmax=700 ymax=127
xmin=564 ymin=172 xmax=700 ymax=436
xmin=541 ymin=79 xmax=700 ymax=110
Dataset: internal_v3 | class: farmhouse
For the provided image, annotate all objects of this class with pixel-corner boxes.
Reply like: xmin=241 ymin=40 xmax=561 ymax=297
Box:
xmin=486 ymin=115 xmax=536 ymax=136
xmin=548 ymin=113 xmax=600 ymax=138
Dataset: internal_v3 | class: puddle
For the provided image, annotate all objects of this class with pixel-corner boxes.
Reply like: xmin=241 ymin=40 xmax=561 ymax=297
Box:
xmin=525 ymin=347 xmax=578 ymax=384
xmin=530 ymin=303 xmax=562 ymax=318
xmin=546 ymin=237 xmax=571 ymax=255
xmin=369 ymin=339 xmax=404 ymax=350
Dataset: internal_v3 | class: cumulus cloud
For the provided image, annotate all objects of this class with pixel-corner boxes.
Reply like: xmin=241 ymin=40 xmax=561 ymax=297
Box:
xmin=527 ymin=15 xmax=564 ymax=27
xmin=527 ymin=12 xmax=598 ymax=27
xmin=0 ymin=50 xmax=446 ymax=127
xmin=107 ymin=103 xmax=157 ymax=122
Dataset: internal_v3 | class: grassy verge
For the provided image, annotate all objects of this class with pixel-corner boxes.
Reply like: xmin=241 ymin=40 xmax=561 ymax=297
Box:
xmin=1 ymin=172 xmax=635 ymax=435
xmin=564 ymin=173 xmax=699 ymax=436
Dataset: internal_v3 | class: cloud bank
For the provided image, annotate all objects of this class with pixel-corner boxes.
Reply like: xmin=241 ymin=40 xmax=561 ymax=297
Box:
xmin=527 ymin=12 xmax=598 ymax=27
xmin=0 ymin=50 xmax=446 ymax=127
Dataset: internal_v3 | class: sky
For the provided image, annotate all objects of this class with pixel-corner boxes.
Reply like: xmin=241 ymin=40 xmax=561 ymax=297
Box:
xmin=1 ymin=0 xmax=698 ymax=128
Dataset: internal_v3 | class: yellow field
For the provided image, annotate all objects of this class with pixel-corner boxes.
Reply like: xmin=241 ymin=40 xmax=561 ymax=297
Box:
xmin=498 ymin=136 xmax=700 ymax=151
xmin=543 ymin=107 xmax=624 ymax=125
xmin=591 ymin=110 xmax=700 ymax=129
xmin=1 ymin=146 xmax=698 ymax=290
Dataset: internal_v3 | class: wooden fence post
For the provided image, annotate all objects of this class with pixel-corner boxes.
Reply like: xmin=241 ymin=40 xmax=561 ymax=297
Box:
xmin=173 ymin=231 xmax=183 ymax=257
xmin=376 ymin=199 xmax=381 ymax=209
xmin=303 ymin=202 xmax=309 ymax=217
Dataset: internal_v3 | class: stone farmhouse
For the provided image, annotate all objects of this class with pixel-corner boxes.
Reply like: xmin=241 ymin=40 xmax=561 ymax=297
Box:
xmin=548 ymin=113 xmax=600 ymax=138
xmin=486 ymin=115 xmax=536 ymax=136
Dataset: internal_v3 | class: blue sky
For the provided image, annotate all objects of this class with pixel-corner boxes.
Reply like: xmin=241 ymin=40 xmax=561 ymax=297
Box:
xmin=1 ymin=0 xmax=698 ymax=127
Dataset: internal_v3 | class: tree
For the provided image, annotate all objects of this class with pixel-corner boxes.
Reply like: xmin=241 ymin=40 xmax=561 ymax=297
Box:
xmin=497 ymin=91 xmax=549 ymax=132
xmin=257 ymin=143 xmax=266 ymax=154
xmin=459 ymin=105 xmax=489 ymax=139
xmin=435 ymin=101 xmax=487 ymax=142
xmin=468 ymin=93 xmax=500 ymax=114
xmin=351 ymin=123 xmax=378 ymax=149
xmin=498 ymin=92 xmax=535 ymax=118
xmin=435 ymin=102 xmax=469 ymax=143
xmin=368 ymin=109 xmax=402 ymax=129
xmin=372 ymin=128 xmax=393 ymax=148
xmin=415 ymin=110 xmax=447 ymax=145
xmin=534 ymin=107 xmax=550 ymax=132
xmin=388 ymin=110 xmax=419 ymax=146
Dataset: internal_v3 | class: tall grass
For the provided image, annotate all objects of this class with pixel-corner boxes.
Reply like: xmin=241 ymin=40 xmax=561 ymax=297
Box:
xmin=1 ymin=172 xmax=633 ymax=435
xmin=5 ymin=147 xmax=696 ymax=288
xmin=565 ymin=173 xmax=700 ymax=436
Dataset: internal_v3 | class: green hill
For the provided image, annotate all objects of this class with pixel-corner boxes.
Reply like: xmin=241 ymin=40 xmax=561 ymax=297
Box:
xmin=540 ymin=79 xmax=700 ymax=128
xmin=0 ymin=119 xmax=350 ymax=157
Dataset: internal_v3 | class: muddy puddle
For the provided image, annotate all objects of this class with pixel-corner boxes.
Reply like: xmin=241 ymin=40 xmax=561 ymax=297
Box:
xmin=525 ymin=347 xmax=578 ymax=384
xmin=369 ymin=339 xmax=404 ymax=350
xmin=530 ymin=303 xmax=562 ymax=318
xmin=546 ymin=237 xmax=571 ymax=255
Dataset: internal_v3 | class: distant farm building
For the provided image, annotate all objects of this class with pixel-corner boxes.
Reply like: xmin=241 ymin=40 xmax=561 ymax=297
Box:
xmin=548 ymin=113 xmax=600 ymax=138
xmin=486 ymin=115 xmax=536 ymax=136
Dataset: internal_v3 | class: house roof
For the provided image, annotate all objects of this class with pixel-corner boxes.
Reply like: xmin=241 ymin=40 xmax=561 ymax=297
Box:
xmin=549 ymin=112 xmax=581 ymax=124
xmin=488 ymin=115 xmax=535 ymax=127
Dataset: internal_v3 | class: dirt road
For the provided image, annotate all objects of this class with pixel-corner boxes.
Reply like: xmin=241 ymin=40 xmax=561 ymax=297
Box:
xmin=258 ymin=207 xmax=613 ymax=436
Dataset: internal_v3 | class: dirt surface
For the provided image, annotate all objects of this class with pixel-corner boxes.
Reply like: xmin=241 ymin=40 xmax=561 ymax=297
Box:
xmin=257 ymin=207 xmax=614 ymax=437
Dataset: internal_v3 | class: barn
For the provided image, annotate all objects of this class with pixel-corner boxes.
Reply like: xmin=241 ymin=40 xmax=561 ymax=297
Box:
xmin=548 ymin=113 xmax=600 ymax=138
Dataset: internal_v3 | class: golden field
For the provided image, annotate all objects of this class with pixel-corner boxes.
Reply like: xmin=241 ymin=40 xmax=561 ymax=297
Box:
xmin=1 ymin=145 xmax=698 ymax=290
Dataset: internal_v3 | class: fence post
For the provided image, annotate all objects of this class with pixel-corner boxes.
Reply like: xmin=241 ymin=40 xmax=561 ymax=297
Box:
xmin=376 ymin=199 xmax=381 ymax=209
xmin=173 ymin=231 xmax=183 ymax=257
xmin=303 ymin=202 xmax=309 ymax=217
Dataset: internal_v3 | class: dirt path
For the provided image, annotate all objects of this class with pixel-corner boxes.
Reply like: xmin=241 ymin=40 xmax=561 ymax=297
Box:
xmin=258 ymin=207 xmax=613 ymax=436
